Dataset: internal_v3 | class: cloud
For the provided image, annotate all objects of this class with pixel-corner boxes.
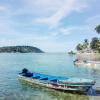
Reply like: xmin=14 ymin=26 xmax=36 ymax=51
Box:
xmin=0 ymin=5 xmax=14 ymax=35
xmin=48 ymin=27 xmax=74 ymax=36
xmin=0 ymin=35 xmax=49 ymax=47
xmin=0 ymin=6 xmax=7 ymax=12
xmin=36 ymin=41 xmax=74 ymax=52
xmin=0 ymin=0 xmax=99 ymax=52
xmin=0 ymin=15 xmax=16 ymax=35
xmin=84 ymin=14 xmax=100 ymax=33
xmin=0 ymin=0 xmax=88 ymax=32
xmin=0 ymin=35 xmax=74 ymax=52
xmin=59 ymin=27 xmax=74 ymax=35
xmin=34 ymin=0 xmax=87 ymax=29
xmin=86 ymin=14 xmax=100 ymax=26
xmin=22 ymin=0 xmax=66 ymax=16
xmin=49 ymin=25 xmax=92 ymax=37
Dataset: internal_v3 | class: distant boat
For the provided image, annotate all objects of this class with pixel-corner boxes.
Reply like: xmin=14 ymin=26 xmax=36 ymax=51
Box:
xmin=18 ymin=68 xmax=95 ymax=93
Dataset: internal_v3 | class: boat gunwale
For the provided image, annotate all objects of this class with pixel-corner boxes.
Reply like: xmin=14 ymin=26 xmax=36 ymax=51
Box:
xmin=18 ymin=74 xmax=95 ymax=86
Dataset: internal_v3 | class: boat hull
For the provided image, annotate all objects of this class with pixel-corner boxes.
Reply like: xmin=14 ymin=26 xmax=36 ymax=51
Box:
xmin=18 ymin=75 xmax=93 ymax=93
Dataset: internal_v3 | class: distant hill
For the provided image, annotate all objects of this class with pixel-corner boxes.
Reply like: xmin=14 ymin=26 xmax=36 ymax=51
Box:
xmin=0 ymin=46 xmax=44 ymax=53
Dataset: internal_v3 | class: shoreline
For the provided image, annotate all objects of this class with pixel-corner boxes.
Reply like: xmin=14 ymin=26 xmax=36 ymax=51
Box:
xmin=76 ymin=52 xmax=100 ymax=61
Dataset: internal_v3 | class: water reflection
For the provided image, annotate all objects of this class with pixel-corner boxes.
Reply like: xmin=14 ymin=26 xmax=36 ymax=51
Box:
xmin=74 ymin=63 xmax=100 ymax=70
xmin=14 ymin=81 xmax=89 ymax=100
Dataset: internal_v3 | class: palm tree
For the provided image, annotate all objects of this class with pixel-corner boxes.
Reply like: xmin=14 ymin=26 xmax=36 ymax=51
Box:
xmin=76 ymin=43 xmax=83 ymax=51
xmin=82 ymin=39 xmax=89 ymax=49
xmin=95 ymin=25 xmax=100 ymax=34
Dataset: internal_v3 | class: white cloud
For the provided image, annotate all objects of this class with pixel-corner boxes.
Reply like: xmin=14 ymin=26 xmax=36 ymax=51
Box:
xmin=0 ymin=0 xmax=97 ymax=52
xmin=36 ymin=41 xmax=73 ymax=52
xmin=84 ymin=14 xmax=100 ymax=33
xmin=0 ymin=35 xmax=49 ymax=47
xmin=22 ymin=0 xmax=67 ymax=16
xmin=0 ymin=5 xmax=14 ymax=34
xmin=0 ymin=6 xmax=7 ymax=12
xmin=0 ymin=16 xmax=16 ymax=35
xmin=0 ymin=36 xmax=74 ymax=52
xmin=59 ymin=27 xmax=73 ymax=35
xmin=34 ymin=0 xmax=87 ymax=28
xmin=86 ymin=14 xmax=100 ymax=26
xmin=0 ymin=0 xmax=88 ymax=31
xmin=49 ymin=25 xmax=92 ymax=36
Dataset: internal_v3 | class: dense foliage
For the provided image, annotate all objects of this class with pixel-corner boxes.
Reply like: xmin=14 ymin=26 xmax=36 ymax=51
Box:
xmin=95 ymin=25 xmax=100 ymax=34
xmin=76 ymin=39 xmax=89 ymax=51
xmin=0 ymin=46 xmax=44 ymax=53
xmin=76 ymin=25 xmax=100 ymax=52
xmin=76 ymin=38 xmax=100 ymax=52
xmin=90 ymin=37 xmax=99 ymax=51
xmin=76 ymin=43 xmax=83 ymax=51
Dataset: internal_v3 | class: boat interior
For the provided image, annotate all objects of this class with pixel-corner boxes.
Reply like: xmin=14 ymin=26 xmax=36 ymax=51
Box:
xmin=21 ymin=72 xmax=69 ymax=83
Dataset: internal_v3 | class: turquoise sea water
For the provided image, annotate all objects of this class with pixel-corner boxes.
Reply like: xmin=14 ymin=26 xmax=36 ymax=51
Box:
xmin=0 ymin=53 xmax=100 ymax=100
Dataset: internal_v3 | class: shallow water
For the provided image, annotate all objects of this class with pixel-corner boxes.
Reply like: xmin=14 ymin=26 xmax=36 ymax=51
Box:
xmin=0 ymin=53 xmax=100 ymax=100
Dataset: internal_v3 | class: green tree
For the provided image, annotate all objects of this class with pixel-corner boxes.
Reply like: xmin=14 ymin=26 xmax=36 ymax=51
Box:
xmin=90 ymin=37 xmax=99 ymax=51
xmin=83 ymin=39 xmax=89 ymax=49
xmin=95 ymin=25 xmax=100 ymax=34
xmin=96 ymin=40 xmax=100 ymax=52
xmin=76 ymin=43 xmax=83 ymax=51
xmin=84 ymin=39 xmax=89 ymax=45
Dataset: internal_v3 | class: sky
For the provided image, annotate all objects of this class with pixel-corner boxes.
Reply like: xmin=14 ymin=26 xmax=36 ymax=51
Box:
xmin=0 ymin=0 xmax=100 ymax=52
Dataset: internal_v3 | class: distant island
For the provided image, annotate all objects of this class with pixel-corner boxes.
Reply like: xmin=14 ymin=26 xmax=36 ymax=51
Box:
xmin=0 ymin=46 xmax=44 ymax=53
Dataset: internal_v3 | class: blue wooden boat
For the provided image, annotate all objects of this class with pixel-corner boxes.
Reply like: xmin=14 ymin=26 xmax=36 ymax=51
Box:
xmin=18 ymin=68 xmax=95 ymax=92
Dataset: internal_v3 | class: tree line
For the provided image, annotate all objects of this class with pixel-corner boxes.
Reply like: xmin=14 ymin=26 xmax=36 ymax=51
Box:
xmin=76 ymin=25 xmax=100 ymax=53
